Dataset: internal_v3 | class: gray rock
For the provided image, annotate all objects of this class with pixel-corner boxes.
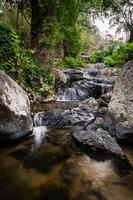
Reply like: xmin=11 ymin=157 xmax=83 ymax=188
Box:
xmin=57 ymin=79 xmax=113 ymax=101
xmin=100 ymin=67 xmax=120 ymax=77
xmin=64 ymin=69 xmax=84 ymax=82
xmin=57 ymin=66 xmax=118 ymax=101
xmin=86 ymin=117 xmax=104 ymax=131
xmin=99 ymin=91 xmax=113 ymax=107
xmin=98 ymin=107 xmax=107 ymax=117
xmin=79 ymin=97 xmax=99 ymax=113
xmin=72 ymin=128 xmax=124 ymax=158
xmin=34 ymin=106 xmax=95 ymax=128
xmin=0 ymin=71 xmax=33 ymax=141
xmin=107 ymin=60 xmax=133 ymax=141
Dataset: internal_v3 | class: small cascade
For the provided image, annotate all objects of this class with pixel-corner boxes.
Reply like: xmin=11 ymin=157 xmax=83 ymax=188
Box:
xmin=57 ymin=88 xmax=79 ymax=101
xmin=83 ymin=68 xmax=100 ymax=78
xmin=34 ymin=112 xmax=45 ymax=126
xmin=32 ymin=126 xmax=48 ymax=150
xmin=57 ymin=81 xmax=114 ymax=101
xmin=56 ymin=65 xmax=117 ymax=101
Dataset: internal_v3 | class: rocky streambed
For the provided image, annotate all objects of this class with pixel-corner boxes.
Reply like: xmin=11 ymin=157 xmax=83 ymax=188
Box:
xmin=33 ymin=64 xmax=125 ymax=158
xmin=0 ymin=62 xmax=133 ymax=200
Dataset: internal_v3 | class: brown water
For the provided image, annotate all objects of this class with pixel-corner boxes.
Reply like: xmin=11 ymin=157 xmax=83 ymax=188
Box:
xmin=0 ymin=103 xmax=133 ymax=200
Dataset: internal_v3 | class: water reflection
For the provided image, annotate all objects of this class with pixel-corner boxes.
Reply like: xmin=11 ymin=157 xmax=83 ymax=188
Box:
xmin=32 ymin=101 xmax=79 ymax=113
xmin=0 ymin=126 xmax=133 ymax=200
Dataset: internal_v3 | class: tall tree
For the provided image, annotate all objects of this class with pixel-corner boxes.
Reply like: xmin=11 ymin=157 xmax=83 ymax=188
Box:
xmin=30 ymin=0 xmax=43 ymax=48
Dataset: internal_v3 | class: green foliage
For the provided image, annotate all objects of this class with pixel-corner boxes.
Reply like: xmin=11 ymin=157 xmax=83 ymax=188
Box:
xmin=89 ymin=51 xmax=105 ymax=63
xmin=57 ymin=57 xmax=84 ymax=69
xmin=0 ymin=23 xmax=20 ymax=75
xmin=62 ymin=26 xmax=82 ymax=57
xmin=0 ymin=23 xmax=54 ymax=100
xmin=104 ymin=43 xmax=133 ymax=68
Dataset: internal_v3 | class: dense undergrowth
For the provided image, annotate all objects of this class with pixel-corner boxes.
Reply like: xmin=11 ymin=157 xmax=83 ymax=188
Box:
xmin=89 ymin=43 xmax=133 ymax=68
xmin=0 ymin=23 xmax=55 ymax=101
xmin=54 ymin=42 xmax=133 ymax=69
xmin=54 ymin=57 xmax=85 ymax=69
xmin=104 ymin=43 xmax=133 ymax=67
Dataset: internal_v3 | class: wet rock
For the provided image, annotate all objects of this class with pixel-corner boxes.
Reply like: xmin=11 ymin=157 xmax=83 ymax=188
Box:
xmin=34 ymin=106 xmax=95 ymax=128
xmin=57 ymin=79 xmax=113 ymax=101
xmin=99 ymin=91 xmax=113 ymax=107
xmin=100 ymin=67 xmax=120 ymax=77
xmin=52 ymin=68 xmax=67 ymax=84
xmin=64 ymin=69 xmax=84 ymax=82
xmin=84 ymin=63 xmax=104 ymax=70
xmin=57 ymin=65 xmax=118 ymax=101
xmin=79 ymin=97 xmax=99 ymax=113
xmin=57 ymin=87 xmax=82 ymax=101
xmin=34 ymin=109 xmax=63 ymax=127
xmin=72 ymin=128 xmax=125 ymax=158
xmin=86 ymin=117 xmax=104 ymax=131
xmin=83 ymin=76 xmax=116 ymax=85
xmin=83 ymin=67 xmax=101 ymax=77
xmin=0 ymin=71 xmax=33 ymax=141
xmin=106 ymin=60 xmax=133 ymax=142
xmin=42 ymin=94 xmax=57 ymax=103
xmin=98 ymin=107 xmax=107 ymax=117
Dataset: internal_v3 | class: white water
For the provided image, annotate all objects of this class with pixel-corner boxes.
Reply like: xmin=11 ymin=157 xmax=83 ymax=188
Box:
xmin=32 ymin=126 xmax=48 ymax=150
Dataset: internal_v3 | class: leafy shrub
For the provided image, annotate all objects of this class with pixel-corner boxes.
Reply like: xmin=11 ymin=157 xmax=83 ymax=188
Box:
xmin=0 ymin=23 xmax=21 ymax=77
xmin=104 ymin=43 xmax=133 ymax=68
xmin=89 ymin=51 xmax=105 ymax=63
xmin=64 ymin=57 xmax=84 ymax=68
xmin=0 ymin=23 xmax=54 ymax=100
xmin=57 ymin=57 xmax=84 ymax=69
xmin=62 ymin=26 xmax=82 ymax=57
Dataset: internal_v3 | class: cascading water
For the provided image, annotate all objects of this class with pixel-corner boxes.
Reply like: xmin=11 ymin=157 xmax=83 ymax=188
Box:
xmin=57 ymin=88 xmax=79 ymax=101
xmin=57 ymin=66 xmax=115 ymax=101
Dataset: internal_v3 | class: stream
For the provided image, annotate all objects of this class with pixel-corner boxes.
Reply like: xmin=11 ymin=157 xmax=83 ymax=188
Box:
xmin=0 ymin=65 xmax=133 ymax=200
xmin=0 ymin=104 xmax=133 ymax=200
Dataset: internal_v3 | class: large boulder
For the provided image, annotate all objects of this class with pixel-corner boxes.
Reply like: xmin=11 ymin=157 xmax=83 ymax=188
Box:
xmin=72 ymin=128 xmax=124 ymax=158
xmin=0 ymin=71 xmax=33 ymax=141
xmin=106 ymin=60 xmax=133 ymax=141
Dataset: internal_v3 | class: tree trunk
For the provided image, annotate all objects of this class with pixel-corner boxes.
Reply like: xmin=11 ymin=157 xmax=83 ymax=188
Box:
xmin=63 ymin=42 xmax=68 ymax=57
xmin=128 ymin=29 xmax=133 ymax=42
xmin=3 ymin=0 xmax=8 ymax=23
xmin=16 ymin=3 xmax=20 ymax=34
xmin=30 ymin=0 xmax=42 ymax=48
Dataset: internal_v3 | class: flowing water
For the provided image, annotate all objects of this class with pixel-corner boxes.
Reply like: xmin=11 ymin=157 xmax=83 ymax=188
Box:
xmin=0 ymin=102 xmax=133 ymax=200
